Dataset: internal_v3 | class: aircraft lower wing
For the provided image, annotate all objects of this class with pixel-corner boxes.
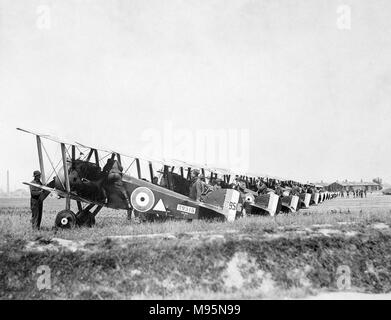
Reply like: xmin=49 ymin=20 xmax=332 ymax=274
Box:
xmin=23 ymin=182 xmax=104 ymax=207
xmin=24 ymin=181 xmax=228 ymax=219
xmin=249 ymin=203 xmax=267 ymax=211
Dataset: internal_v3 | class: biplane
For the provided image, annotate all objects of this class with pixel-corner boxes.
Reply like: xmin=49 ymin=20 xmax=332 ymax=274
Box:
xmin=310 ymin=192 xmax=320 ymax=205
xmin=18 ymin=128 xmax=338 ymax=229
xmin=215 ymin=171 xmax=293 ymax=216
xmin=172 ymin=162 xmax=340 ymax=215
xmin=146 ymin=164 xmax=337 ymax=216
xmin=18 ymin=128 xmax=243 ymax=229
xmin=299 ymin=192 xmax=312 ymax=209
xmin=164 ymin=165 xmax=288 ymax=217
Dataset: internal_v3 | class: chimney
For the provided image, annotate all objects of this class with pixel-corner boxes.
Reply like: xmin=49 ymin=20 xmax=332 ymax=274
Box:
xmin=7 ymin=170 xmax=10 ymax=195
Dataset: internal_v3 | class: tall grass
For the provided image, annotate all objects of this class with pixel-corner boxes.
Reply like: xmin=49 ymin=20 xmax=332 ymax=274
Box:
xmin=1 ymin=196 xmax=391 ymax=241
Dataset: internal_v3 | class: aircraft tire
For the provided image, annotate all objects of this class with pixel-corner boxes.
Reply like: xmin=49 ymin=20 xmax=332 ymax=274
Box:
xmin=55 ymin=210 xmax=77 ymax=229
xmin=76 ymin=210 xmax=95 ymax=228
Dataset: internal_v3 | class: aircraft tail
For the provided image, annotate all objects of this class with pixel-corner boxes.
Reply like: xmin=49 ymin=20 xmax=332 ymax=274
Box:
xmin=299 ymin=193 xmax=311 ymax=208
xmin=291 ymin=195 xmax=300 ymax=212
xmin=202 ymin=189 xmax=241 ymax=222
xmin=311 ymin=192 xmax=320 ymax=205
xmin=248 ymin=192 xmax=281 ymax=216
xmin=281 ymin=195 xmax=300 ymax=213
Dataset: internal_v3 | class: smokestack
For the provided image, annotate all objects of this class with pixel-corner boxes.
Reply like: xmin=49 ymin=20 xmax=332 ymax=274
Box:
xmin=7 ymin=170 xmax=10 ymax=195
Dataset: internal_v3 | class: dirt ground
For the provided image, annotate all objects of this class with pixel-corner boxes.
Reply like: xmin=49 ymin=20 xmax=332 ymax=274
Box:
xmin=1 ymin=193 xmax=391 ymax=299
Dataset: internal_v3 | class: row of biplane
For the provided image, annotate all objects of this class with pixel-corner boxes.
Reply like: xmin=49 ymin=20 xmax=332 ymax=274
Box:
xmin=18 ymin=128 xmax=338 ymax=229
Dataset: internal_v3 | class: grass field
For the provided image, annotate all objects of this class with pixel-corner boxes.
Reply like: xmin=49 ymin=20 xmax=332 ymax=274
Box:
xmin=1 ymin=193 xmax=391 ymax=299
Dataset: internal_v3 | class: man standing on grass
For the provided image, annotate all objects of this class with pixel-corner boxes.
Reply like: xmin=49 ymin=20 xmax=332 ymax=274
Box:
xmin=30 ymin=170 xmax=44 ymax=230
xmin=189 ymin=169 xmax=203 ymax=201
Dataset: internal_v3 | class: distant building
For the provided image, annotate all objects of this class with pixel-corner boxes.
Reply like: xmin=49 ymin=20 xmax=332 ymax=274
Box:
xmin=313 ymin=182 xmax=330 ymax=189
xmin=327 ymin=180 xmax=382 ymax=192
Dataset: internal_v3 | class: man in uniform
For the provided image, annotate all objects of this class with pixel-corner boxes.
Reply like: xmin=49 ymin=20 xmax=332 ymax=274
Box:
xmin=257 ymin=178 xmax=268 ymax=195
xmin=199 ymin=173 xmax=214 ymax=199
xmin=291 ymin=183 xmax=301 ymax=196
xmin=103 ymin=158 xmax=133 ymax=220
xmin=30 ymin=170 xmax=44 ymax=230
xmin=236 ymin=179 xmax=252 ymax=218
xmin=274 ymin=182 xmax=284 ymax=197
xmin=189 ymin=169 xmax=203 ymax=201
xmin=213 ymin=178 xmax=223 ymax=191
xmin=231 ymin=176 xmax=240 ymax=189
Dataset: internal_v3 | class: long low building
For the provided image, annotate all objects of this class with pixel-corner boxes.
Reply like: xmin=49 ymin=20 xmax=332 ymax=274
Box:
xmin=327 ymin=181 xmax=382 ymax=192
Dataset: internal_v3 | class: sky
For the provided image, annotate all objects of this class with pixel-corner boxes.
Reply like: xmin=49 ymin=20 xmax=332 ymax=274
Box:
xmin=1 ymin=0 xmax=391 ymax=191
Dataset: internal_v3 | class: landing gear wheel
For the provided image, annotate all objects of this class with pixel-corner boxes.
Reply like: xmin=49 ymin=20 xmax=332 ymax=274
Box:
xmin=55 ymin=210 xmax=77 ymax=229
xmin=129 ymin=210 xmax=143 ymax=223
xmin=76 ymin=210 xmax=96 ymax=227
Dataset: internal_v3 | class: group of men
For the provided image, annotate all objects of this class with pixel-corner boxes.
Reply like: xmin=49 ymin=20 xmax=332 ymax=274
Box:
xmin=186 ymin=170 xmax=318 ymax=203
xmin=188 ymin=169 xmax=222 ymax=201
xmin=231 ymin=176 xmax=319 ymax=197
xmin=340 ymin=189 xmax=367 ymax=198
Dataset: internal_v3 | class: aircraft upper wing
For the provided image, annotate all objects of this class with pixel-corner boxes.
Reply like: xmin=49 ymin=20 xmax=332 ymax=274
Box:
xmin=17 ymin=128 xmax=48 ymax=137
xmin=17 ymin=128 xmax=78 ymax=146
xmin=169 ymin=158 xmax=207 ymax=169
xmin=75 ymin=141 xmax=113 ymax=154
xmin=76 ymin=142 xmax=177 ymax=165
xmin=167 ymin=159 xmax=238 ymax=176
xmin=18 ymin=127 xmax=162 ymax=163
xmin=17 ymin=127 xmax=303 ymax=184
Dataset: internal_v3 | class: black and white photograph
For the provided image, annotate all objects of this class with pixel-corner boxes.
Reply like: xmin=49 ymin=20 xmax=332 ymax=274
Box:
xmin=1 ymin=0 xmax=391 ymax=305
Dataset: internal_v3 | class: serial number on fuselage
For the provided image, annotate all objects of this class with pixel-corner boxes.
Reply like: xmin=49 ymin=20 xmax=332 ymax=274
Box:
xmin=176 ymin=204 xmax=196 ymax=214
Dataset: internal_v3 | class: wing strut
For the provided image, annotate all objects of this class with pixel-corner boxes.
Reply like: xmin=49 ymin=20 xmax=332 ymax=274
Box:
xmin=94 ymin=149 xmax=99 ymax=166
xmin=180 ymin=167 xmax=184 ymax=178
xmin=61 ymin=143 xmax=71 ymax=210
xmin=36 ymin=136 xmax=46 ymax=184
xmin=149 ymin=162 xmax=154 ymax=183
xmin=135 ymin=158 xmax=142 ymax=179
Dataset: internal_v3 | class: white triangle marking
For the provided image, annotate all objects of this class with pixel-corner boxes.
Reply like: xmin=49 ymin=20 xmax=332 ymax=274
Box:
xmin=153 ymin=199 xmax=166 ymax=212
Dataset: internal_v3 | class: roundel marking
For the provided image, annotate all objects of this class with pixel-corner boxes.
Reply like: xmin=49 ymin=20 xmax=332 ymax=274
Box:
xmin=245 ymin=193 xmax=255 ymax=203
xmin=130 ymin=187 xmax=155 ymax=212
